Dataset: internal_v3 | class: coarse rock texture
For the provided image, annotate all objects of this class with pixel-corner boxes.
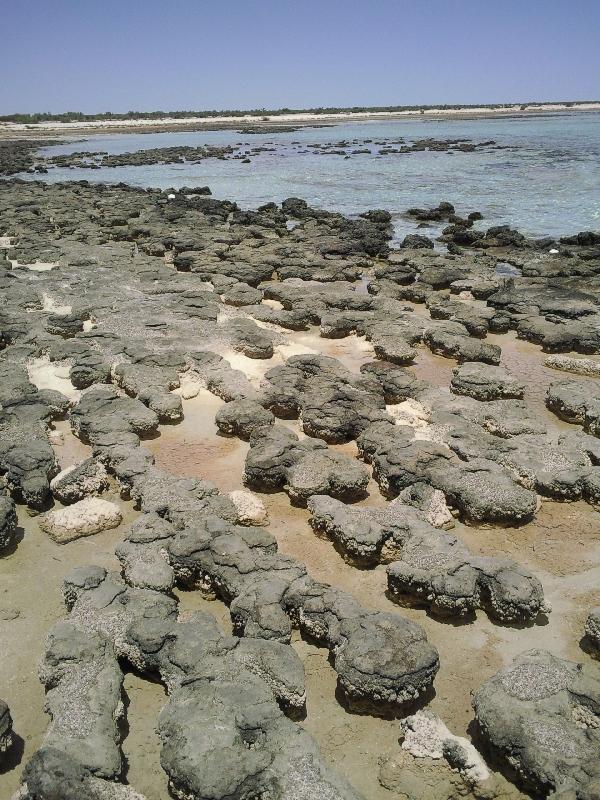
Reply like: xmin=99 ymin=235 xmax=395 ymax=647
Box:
xmin=584 ymin=608 xmax=600 ymax=655
xmin=2 ymin=175 xmax=600 ymax=800
xmin=39 ymin=497 xmax=123 ymax=543
xmin=259 ymin=354 xmax=390 ymax=442
xmin=544 ymin=354 xmax=600 ymax=378
xmin=228 ymin=489 xmax=269 ymax=526
xmin=244 ymin=424 xmax=370 ymax=505
xmin=308 ymin=496 xmax=547 ymax=623
xmin=546 ymin=379 xmax=600 ymax=437
xmin=215 ymin=398 xmax=275 ymax=440
xmin=400 ymin=710 xmax=490 ymax=783
xmin=0 ymin=494 xmax=18 ymax=551
xmin=0 ymin=699 xmax=13 ymax=758
xmin=35 ymin=563 xmax=362 ymax=800
xmin=472 ymin=650 xmax=600 ymax=797
xmin=450 ymin=362 xmax=524 ymax=401
xmin=50 ymin=457 xmax=109 ymax=504
xmin=357 ymin=420 xmax=539 ymax=525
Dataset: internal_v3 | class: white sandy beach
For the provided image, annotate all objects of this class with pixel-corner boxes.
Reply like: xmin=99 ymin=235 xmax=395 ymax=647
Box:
xmin=2 ymin=101 xmax=599 ymax=137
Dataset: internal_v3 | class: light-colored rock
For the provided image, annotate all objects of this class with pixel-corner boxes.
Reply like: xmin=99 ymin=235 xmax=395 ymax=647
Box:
xmin=400 ymin=710 xmax=489 ymax=783
xmin=39 ymin=497 xmax=122 ymax=543
xmin=174 ymin=370 xmax=204 ymax=399
xmin=48 ymin=430 xmax=64 ymax=446
xmin=228 ymin=489 xmax=269 ymax=526
xmin=50 ymin=458 xmax=109 ymax=504
xmin=544 ymin=354 xmax=600 ymax=378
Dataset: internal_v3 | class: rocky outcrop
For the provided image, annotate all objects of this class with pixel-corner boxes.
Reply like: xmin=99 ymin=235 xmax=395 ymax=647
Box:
xmin=50 ymin=458 xmax=109 ymax=504
xmin=244 ymin=424 xmax=369 ymax=505
xmin=450 ymin=362 xmax=524 ymax=401
xmin=0 ymin=494 xmax=18 ymax=552
xmin=308 ymin=495 xmax=547 ymax=623
xmin=472 ymin=650 xmax=600 ymax=797
xmin=0 ymin=698 xmax=13 ymax=761
xmin=546 ymin=379 xmax=600 ymax=436
xmin=584 ymin=608 xmax=600 ymax=655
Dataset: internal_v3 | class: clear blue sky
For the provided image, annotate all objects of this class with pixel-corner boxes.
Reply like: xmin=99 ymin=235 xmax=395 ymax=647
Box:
xmin=2 ymin=0 xmax=599 ymax=114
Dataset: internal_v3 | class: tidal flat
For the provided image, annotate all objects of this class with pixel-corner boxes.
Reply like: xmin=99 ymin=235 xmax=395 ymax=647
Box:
xmin=0 ymin=125 xmax=599 ymax=800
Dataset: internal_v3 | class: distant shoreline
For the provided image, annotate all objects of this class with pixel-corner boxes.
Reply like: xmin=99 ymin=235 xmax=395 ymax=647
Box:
xmin=1 ymin=102 xmax=599 ymax=140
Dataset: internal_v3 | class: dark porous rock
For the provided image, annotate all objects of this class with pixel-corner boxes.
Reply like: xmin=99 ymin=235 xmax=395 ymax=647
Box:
xmin=191 ymin=351 xmax=259 ymax=402
xmin=427 ymin=459 xmax=538 ymax=525
xmin=158 ymin=676 xmax=363 ymax=800
xmin=308 ymin=494 xmax=409 ymax=566
xmin=226 ymin=316 xmax=275 ymax=359
xmin=244 ymin=424 xmax=327 ymax=492
xmin=450 ymin=362 xmax=525 ymax=401
xmin=285 ymin=447 xmax=370 ymax=506
xmin=473 ymin=650 xmax=600 ymax=796
xmin=401 ymin=234 xmax=435 ymax=250
xmin=50 ymin=457 xmax=110 ymax=505
xmin=261 ymin=354 xmax=390 ymax=442
xmin=38 ymin=620 xmax=124 ymax=779
xmin=584 ymin=608 xmax=600 ymax=654
xmin=0 ymin=698 xmax=13 ymax=758
xmin=406 ymin=202 xmax=455 ymax=222
xmin=20 ymin=746 xmax=144 ymax=800
xmin=369 ymin=323 xmax=417 ymax=365
xmin=546 ymin=379 xmax=600 ymax=436
xmin=70 ymin=385 xmax=160 ymax=442
xmin=368 ymin=433 xmax=456 ymax=498
xmin=360 ymin=360 xmax=426 ymax=403
xmin=215 ymin=399 xmax=275 ymax=440
xmin=424 ymin=321 xmax=501 ymax=364
xmin=307 ymin=495 xmax=547 ymax=623
xmin=245 ymin=422 xmax=370 ymax=505
xmin=0 ymin=494 xmax=18 ymax=551
xmin=387 ymin=526 xmax=547 ymax=623
xmin=46 ymin=311 xmax=88 ymax=337
xmin=69 ymin=351 xmax=111 ymax=389
xmin=0 ymin=375 xmax=59 ymax=508
xmin=221 ymin=281 xmax=264 ymax=307
xmin=333 ymin=612 xmax=439 ymax=706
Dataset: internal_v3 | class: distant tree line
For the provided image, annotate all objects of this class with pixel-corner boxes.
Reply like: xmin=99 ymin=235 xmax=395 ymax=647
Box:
xmin=0 ymin=101 xmax=597 ymax=124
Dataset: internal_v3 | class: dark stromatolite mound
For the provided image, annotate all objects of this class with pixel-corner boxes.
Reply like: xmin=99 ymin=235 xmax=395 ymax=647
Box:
xmin=546 ymin=379 xmax=600 ymax=437
xmin=215 ymin=398 xmax=275 ymax=440
xmin=260 ymin=354 xmax=391 ymax=442
xmin=308 ymin=495 xmax=547 ymax=623
xmin=23 ymin=565 xmax=363 ymax=800
xmin=472 ymin=650 xmax=600 ymax=797
xmin=0 ymin=494 xmax=18 ymax=552
xmin=70 ymin=385 xmax=160 ymax=442
xmin=0 ymin=698 xmax=13 ymax=761
xmin=359 ymin=360 xmax=427 ymax=403
xmin=357 ymin=418 xmax=539 ymax=525
xmin=39 ymin=620 xmax=124 ymax=779
xmin=424 ymin=321 xmax=501 ymax=364
xmin=225 ymin=316 xmax=275 ymax=359
xmin=0 ymin=361 xmax=59 ymax=509
xmin=244 ymin=424 xmax=369 ymax=504
xmin=584 ymin=608 xmax=600 ymax=655
xmin=450 ymin=362 xmax=524 ymax=401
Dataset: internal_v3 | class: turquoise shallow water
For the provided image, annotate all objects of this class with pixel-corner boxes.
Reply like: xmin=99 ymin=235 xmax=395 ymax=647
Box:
xmin=27 ymin=112 xmax=600 ymax=241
